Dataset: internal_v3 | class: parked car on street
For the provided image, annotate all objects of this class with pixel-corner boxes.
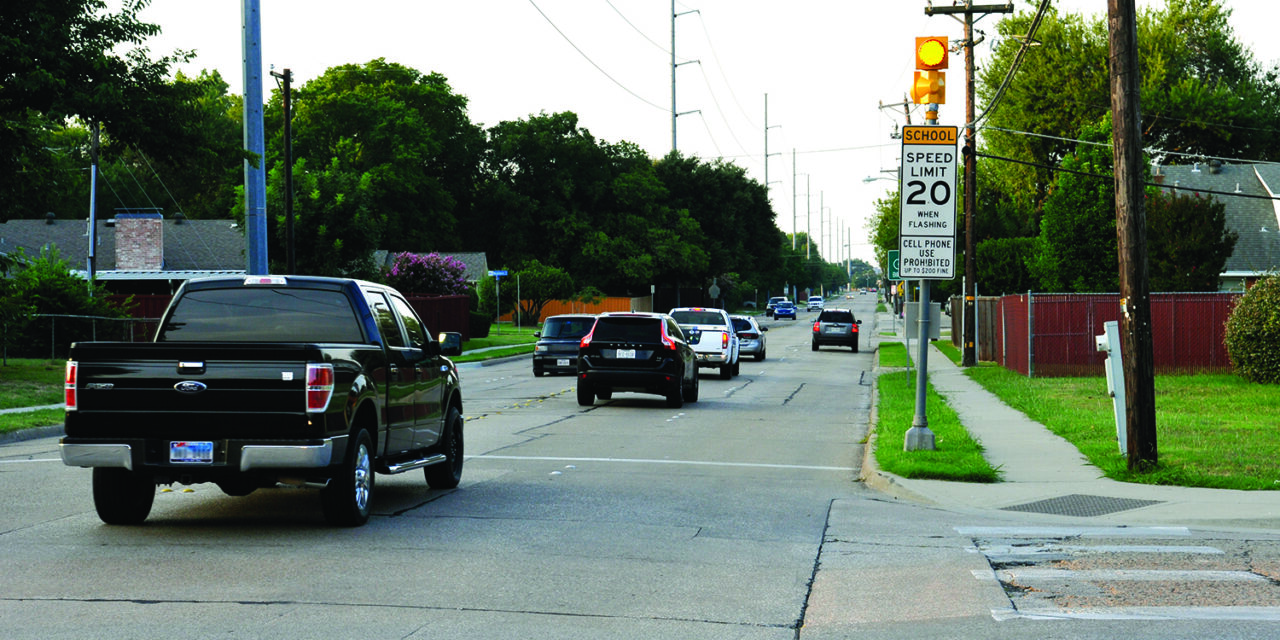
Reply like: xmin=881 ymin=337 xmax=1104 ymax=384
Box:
xmin=807 ymin=295 xmax=825 ymax=312
xmin=812 ymin=308 xmax=862 ymax=352
xmin=533 ymin=314 xmax=596 ymax=376
xmin=576 ymin=312 xmax=698 ymax=408
xmin=773 ymin=300 xmax=797 ymax=321
xmin=669 ymin=307 xmax=741 ymax=379
xmin=730 ymin=315 xmax=768 ymax=361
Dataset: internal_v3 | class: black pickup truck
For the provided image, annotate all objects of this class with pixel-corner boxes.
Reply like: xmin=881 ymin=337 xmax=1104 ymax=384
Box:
xmin=61 ymin=275 xmax=465 ymax=527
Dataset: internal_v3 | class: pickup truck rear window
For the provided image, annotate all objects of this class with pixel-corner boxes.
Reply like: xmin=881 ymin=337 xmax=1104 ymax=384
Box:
xmin=158 ymin=288 xmax=365 ymax=343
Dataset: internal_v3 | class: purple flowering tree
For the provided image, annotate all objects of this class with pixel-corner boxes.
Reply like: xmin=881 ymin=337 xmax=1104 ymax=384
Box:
xmin=384 ymin=252 xmax=469 ymax=296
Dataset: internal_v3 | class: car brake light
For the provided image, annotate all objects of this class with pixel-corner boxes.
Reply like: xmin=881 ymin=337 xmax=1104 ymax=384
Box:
xmin=65 ymin=361 xmax=78 ymax=411
xmin=306 ymin=363 xmax=335 ymax=413
xmin=580 ymin=329 xmax=594 ymax=349
xmin=740 ymin=332 xmax=757 ymax=340
xmin=721 ymin=332 xmax=729 ymax=349
xmin=813 ymin=321 xmax=821 ymax=332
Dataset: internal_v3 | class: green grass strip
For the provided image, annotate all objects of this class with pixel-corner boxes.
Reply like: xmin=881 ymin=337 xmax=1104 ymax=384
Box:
xmin=0 ymin=409 xmax=64 ymax=435
xmin=965 ymin=367 xmax=1280 ymax=490
xmin=874 ymin=370 xmax=999 ymax=483
xmin=878 ymin=342 xmax=912 ymax=368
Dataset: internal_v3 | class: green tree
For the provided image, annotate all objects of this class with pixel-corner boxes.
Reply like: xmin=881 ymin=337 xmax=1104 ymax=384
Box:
xmin=512 ymin=259 xmax=575 ymax=323
xmin=0 ymin=1 xmax=218 ymax=221
xmin=278 ymin=60 xmax=484 ymax=254
xmin=8 ymin=247 xmax=127 ymax=358
xmin=261 ymin=157 xmax=382 ymax=279
xmin=1027 ymin=122 xmax=1118 ymax=292
xmin=1145 ymin=190 xmax=1237 ymax=291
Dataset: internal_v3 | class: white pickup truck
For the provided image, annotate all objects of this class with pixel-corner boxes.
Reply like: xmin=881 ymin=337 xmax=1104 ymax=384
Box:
xmin=669 ymin=307 xmax=740 ymax=379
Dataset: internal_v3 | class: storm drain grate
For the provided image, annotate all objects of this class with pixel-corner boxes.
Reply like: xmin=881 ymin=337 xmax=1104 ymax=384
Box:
xmin=1001 ymin=494 xmax=1162 ymax=517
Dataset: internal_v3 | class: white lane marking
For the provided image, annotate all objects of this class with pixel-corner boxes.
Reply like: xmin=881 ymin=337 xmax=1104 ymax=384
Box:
xmin=975 ymin=544 xmax=1224 ymax=556
xmin=472 ymin=454 xmax=853 ymax=472
xmin=995 ymin=568 xmax=1268 ymax=582
xmin=0 ymin=458 xmax=61 ymax=465
xmin=994 ymin=606 xmax=1280 ymax=622
xmin=956 ymin=526 xmax=1191 ymax=537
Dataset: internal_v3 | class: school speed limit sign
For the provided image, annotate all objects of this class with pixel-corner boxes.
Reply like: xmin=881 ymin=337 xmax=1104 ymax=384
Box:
xmin=898 ymin=125 xmax=957 ymax=279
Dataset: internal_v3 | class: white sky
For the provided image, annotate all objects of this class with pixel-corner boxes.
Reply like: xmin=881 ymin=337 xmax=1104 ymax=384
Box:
xmin=133 ymin=1 xmax=1278 ymax=264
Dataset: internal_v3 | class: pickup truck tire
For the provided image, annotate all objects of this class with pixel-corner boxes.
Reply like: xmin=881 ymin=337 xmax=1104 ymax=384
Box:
xmin=719 ymin=364 xmax=731 ymax=380
xmin=93 ymin=468 xmax=155 ymax=525
xmin=596 ymin=388 xmax=613 ymax=400
xmin=732 ymin=359 xmax=740 ymax=376
xmin=321 ymin=428 xmax=374 ymax=527
xmin=425 ymin=407 xmax=464 ymax=490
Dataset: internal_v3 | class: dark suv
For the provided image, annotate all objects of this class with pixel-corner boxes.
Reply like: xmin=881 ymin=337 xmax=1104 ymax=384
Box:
xmin=812 ymin=308 xmax=862 ymax=352
xmin=576 ymin=312 xmax=699 ymax=408
xmin=533 ymin=314 xmax=596 ymax=376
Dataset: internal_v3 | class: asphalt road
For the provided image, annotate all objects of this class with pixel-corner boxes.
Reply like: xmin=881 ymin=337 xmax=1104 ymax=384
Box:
xmin=3 ymin=296 xmax=1279 ymax=639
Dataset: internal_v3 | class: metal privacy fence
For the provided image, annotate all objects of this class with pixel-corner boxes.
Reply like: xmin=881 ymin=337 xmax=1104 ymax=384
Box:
xmin=950 ymin=292 xmax=1241 ymax=377
xmin=979 ymin=292 xmax=1240 ymax=377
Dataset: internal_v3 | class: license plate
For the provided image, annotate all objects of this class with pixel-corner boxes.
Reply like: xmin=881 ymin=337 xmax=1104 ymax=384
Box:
xmin=616 ymin=349 xmax=636 ymax=359
xmin=557 ymin=358 xmax=570 ymax=367
xmin=170 ymin=441 xmax=214 ymax=464
xmin=824 ymin=326 xmax=843 ymax=334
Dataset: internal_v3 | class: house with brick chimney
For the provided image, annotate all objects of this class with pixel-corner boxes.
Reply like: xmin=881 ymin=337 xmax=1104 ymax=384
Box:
xmin=0 ymin=209 xmax=245 ymax=294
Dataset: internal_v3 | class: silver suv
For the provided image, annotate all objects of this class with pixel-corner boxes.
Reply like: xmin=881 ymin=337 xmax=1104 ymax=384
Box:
xmin=811 ymin=308 xmax=862 ymax=352
xmin=669 ymin=307 xmax=740 ymax=379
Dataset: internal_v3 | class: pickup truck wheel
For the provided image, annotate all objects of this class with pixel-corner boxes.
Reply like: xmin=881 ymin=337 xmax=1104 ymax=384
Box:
xmin=719 ymin=364 xmax=732 ymax=380
xmin=596 ymin=388 xmax=612 ymax=400
xmin=93 ymin=468 xmax=155 ymax=525
xmin=576 ymin=383 xmax=594 ymax=406
xmin=425 ymin=406 xmax=464 ymax=490
xmin=321 ymin=428 xmax=374 ymax=527
xmin=732 ymin=359 xmax=740 ymax=377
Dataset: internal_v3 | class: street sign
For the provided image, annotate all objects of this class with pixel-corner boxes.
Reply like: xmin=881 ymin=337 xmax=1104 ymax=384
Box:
xmin=487 ymin=270 xmax=507 ymax=277
xmin=887 ymin=249 xmax=900 ymax=281
xmin=898 ymin=125 xmax=958 ymax=279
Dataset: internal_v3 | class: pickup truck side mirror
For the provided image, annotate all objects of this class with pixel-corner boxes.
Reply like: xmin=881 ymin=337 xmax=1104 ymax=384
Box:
xmin=438 ymin=331 xmax=463 ymax=357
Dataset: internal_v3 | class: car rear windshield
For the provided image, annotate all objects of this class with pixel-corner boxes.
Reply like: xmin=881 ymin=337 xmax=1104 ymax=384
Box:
xmin=158 ymin=287 xmax=365 ymax=343
xmin=670 ymin=311 xmax=725 ymax=326
xmin=731 ymin=318 xmax=753 ymax=332
xmin=591 ymin=317 xmax=662 ymax=342
xmin=776 ymin=302 xmax=794 ymax=309
xmin=542 ymin=317 xmax=594 ymax=339
xmin=819 ymin=310 xmax=855 ymax=323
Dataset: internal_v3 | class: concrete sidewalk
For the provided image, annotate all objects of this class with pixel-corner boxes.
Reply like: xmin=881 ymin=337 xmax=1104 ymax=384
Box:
xmin=862 ymin=310 xmax=1280 ymax=531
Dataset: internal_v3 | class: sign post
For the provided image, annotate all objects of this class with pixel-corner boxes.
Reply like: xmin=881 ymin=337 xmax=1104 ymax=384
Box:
xmin=488 ymin=270 xmax=507 ymax=333
xmin=899 ymin=125 xmax=958 ymax=452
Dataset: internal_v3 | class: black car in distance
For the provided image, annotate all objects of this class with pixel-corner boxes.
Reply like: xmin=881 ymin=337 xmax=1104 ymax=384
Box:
xmin=533 ymin=314 xmax=596 ymax=376
xmin=576 ymin=312 xmax=699 ymax=408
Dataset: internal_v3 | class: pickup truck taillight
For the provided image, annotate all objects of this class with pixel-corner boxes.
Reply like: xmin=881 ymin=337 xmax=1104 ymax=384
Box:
xmin=306 ymin=363 xmax=335 ymax=413
xmin=65 ymin=361 xmax=78 ymax=411
xmin=721 ymin=332 xmax=729 ymax=349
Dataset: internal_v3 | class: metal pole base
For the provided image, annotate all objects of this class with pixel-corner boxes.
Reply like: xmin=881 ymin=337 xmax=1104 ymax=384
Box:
xmin=904 ymin=426 xmax=937 ymax=451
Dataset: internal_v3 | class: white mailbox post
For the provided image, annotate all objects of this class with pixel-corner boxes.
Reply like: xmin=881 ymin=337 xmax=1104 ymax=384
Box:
xmin=1095 ymin=320 xmax=1127 ymax=456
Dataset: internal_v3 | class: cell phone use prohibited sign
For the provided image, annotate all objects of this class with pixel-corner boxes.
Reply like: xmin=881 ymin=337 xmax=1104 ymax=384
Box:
xmin=898 ymin=125 xmax=957 ymax=279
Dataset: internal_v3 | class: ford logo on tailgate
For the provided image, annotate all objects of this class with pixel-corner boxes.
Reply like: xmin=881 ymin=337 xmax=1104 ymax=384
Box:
xmin=174 ymin=381 xmax=207 ymax=394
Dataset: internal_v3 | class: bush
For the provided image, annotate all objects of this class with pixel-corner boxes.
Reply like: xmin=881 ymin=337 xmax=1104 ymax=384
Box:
xmin=383 ymin=252 xmax=468 ymax=296
xmin=468 ymin=311 xmax=491 ymax=339
xmin=1224 ymin=275 xmax=1280 ymax=384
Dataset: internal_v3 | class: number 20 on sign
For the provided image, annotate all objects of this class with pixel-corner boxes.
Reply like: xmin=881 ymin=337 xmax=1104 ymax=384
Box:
xmin=898 ymin=125 xmax=957 ymax=279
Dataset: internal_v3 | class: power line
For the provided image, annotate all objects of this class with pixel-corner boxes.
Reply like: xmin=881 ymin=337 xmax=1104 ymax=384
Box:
xmin=983 ymin=126 xmax=1280 ymax=167
xmin=527 ymin=0 xmax=666 ymax=112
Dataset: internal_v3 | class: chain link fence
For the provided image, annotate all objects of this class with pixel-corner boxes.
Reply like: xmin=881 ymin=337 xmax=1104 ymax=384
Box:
xmin=6 ymin=314 xmax=161 ymax=361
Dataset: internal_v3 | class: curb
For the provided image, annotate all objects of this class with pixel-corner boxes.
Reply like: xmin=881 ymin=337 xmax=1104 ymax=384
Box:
xmin=0 ymin=424 xmax=64 ymax=444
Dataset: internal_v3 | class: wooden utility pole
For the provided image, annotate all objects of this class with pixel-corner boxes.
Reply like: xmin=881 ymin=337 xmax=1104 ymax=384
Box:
xmin=1108 ymin=0 xmax=1158 ymax=470
xmin=925 ymin=2 xmax=1013 ymax=368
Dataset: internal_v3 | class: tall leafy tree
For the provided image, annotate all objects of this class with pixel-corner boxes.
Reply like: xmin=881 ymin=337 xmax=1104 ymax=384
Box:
xmin=1 ymin=0 xmax=201 ymax=220
xmin=277 ymin=60 xmax=484 ymax=254
xmin=1145 ymin=190 xmax=1237 ymax=291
